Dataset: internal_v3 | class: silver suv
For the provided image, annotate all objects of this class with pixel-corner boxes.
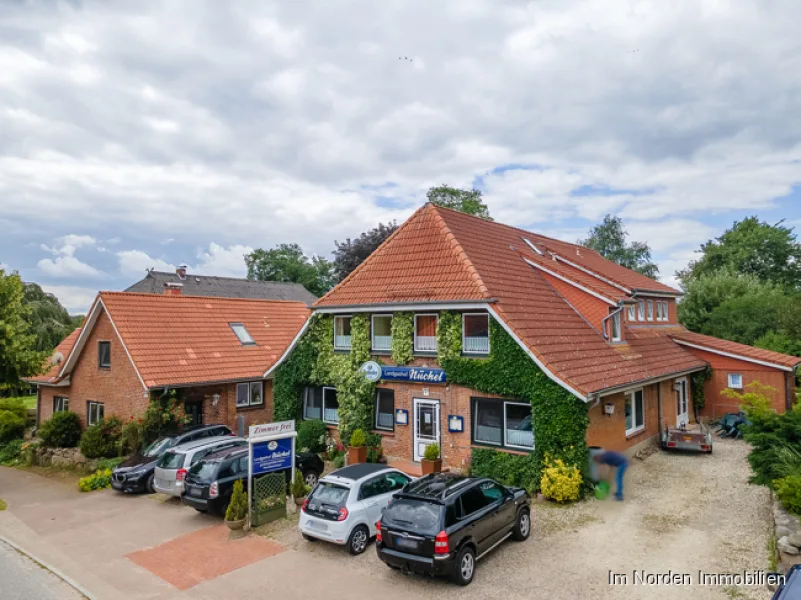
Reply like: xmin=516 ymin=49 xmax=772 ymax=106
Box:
xmin=153 ymin=436 xmax=246 ymax=497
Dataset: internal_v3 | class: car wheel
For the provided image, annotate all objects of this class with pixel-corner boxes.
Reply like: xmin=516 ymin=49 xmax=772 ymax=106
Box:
xmin=347 ymin=525 xmax=369 ymax=555
xmin=451 ymin=546 xmax=476 ymax=586
xmin=303 ymin=470 xmax=319 ymax=487
xmin=302 ymin=533 xmax=318 ymax=542
xmin=512 ymin=508 xmax=531 ymax=541
xmin=145 ymin=473 xmax=155 ymax=494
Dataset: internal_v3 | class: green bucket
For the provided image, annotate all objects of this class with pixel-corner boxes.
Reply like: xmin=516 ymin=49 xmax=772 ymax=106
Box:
xmin=594 ymin=480 xmax=610 ymax=500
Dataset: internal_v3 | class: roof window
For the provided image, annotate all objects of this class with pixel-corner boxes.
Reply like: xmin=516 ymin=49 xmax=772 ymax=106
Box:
xmin=230 ymin=323 xmax=255 ymax=345
xmin=522 ymin=238 xmax=543 ymax=255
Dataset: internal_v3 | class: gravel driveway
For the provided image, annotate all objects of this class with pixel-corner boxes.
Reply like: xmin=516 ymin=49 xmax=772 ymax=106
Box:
xmin=262 ymin=438 xmax=774 ymax=600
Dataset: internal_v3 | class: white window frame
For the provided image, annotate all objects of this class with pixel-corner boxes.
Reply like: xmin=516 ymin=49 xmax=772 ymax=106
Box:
xmin=230 ymin=323 xmax=255 ymax=345
xmin=637 ymin=300 xmax=645 ymax=321
xmin=303 ymin=387 xmax=322 ymax=421
xmin=503 ymin=401 xmax=535 ymax=451
xmin=87 ymin=401 xmax=104 ymax=426
xmin=371 ymin=314 xmax=393 ymax=352
xmin=647 ymin=300 xmax=654 ymax=321
xmin=656 ymin=301 xmax=663 ymax=321
xmin=627 ymin=305 xmax=636 ymax=322
xmin=462 ymin=313 xmax=490 ymax=355
xmin=611 ymin=312 xmax=622 ymax=342
xmin=333 ymin=315 xmax=353 ymax=351
xmin=236 ymin=381 xmax=264 ymax=408
xmin=414 ymin=313 xmax=439 ymax=353
xmin=374 ymin=388 xmax=394 ymax=432
xmin=625 ymin=389 xmax=645 ymax=436
xmin=54 ymin=396 xmax=69 ymax=413
xmin=322 ymin=386 xmax=339 ymax=425
xmin=98 ymin=341 xmax=111 ymax=368
xmin=661 ymin=301 xmax=669 ymax=321
xmin=728 ymin=373 xmax=743 ymax=389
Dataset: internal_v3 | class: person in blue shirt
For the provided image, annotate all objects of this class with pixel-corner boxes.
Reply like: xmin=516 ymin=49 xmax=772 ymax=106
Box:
xmin=594 ymin=450 xmax=630 ymax=501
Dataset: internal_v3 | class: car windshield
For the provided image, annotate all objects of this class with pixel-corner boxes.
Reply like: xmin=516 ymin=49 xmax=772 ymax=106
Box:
xmin=308 ymin=482 xmax=349 ymax=507
xmin=157 ymin=451 xmax=184 ymax=469
xmin=383 ymin=499 xmax=441 ymax=533
xmin=188 ymin=460 xmax=220 ymax=481
xmin=143 ymin=436 xmax=175 ymax=458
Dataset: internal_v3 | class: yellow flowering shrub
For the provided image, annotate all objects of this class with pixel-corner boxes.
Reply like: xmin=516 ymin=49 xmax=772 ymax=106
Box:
xmin=78 ymin=468 xmax=113 ymax=493
xmin=540 ymin=455 xmax=582 ymax=503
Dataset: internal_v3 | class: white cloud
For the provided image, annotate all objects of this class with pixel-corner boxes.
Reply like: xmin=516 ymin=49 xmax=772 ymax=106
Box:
xmin=116 ymin=250 xmax=175 ymax=275
xmin=194 ymin=243 xmax=253 ymax=277
xmin=37 ymin=234 xmax=103 ymax=278
xmin=38 ymin=284 xmax=97 ymax=315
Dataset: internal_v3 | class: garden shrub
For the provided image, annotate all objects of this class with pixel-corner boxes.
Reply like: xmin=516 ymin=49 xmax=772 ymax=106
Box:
xmin=79 ymin=417 xmax=123 ymax=459
xmin=0 ymin=411 xmax=25 ymax=444
xmin=423 ymin=443 xmax=440 ymax=461
xmin=297 ymin=419 xmax=327 ymax=453
xmin=39 ymin=411 xmax=82 ymax=448
xmin=0 ymin=398 xmax=27 ymax=420
xmin=349 ymin=429 xmax=366 ymax=447
xmin=743 ymin=406 xmax=801 ymax=485
xmin=120 ymin=420 xmax=142 ymax=455
xmin=139 ymin=391 xmax=191 ymax=445
xmin=0 ymin=439 xmax=24 ymax=465
xmin=290 ymin=469 xmax=311 ymax=498
xmin=225 ymin=480 xmax=248 ymax=521
xmin=333 ymin=454 xmax=345 ymax=469
xmin=470 ymin=448 xmax=540 ymax=490
xmin=540 ymin=455 xmax=582 ymax=503
xmin=78 ymin=468 xmax=112 ymax=492
xmin=775 ymin=476 xmax=801 ymax=515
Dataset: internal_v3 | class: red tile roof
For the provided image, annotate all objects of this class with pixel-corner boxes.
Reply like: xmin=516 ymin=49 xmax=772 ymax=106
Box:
xmin=59 ymin=292 xmax=310 ymax=389
xmin=316 ymin=204 xmax=799 ymax=397
xmin=670 ymin=330 xmax=801 ymax=370
xmin=25 ymin=326 xmax=82 ymax=385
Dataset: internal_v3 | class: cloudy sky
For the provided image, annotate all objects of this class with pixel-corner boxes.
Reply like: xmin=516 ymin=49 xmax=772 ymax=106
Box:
xmin=2 ymin=0 xmax=800 ymax=314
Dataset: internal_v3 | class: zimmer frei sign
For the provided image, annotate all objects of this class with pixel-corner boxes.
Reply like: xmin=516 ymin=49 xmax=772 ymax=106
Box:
xmin=247 ymin=419 xmax=298 ymax=523
xmin=360 ymin=361 xmax=447 ymax=384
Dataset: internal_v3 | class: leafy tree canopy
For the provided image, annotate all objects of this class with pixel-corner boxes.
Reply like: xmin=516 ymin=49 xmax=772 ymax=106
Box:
xmin=333 ymin=221 xmax=398 ymax=283
xmin=427 ymin=185 xmax=493 ymax=221
xmin=23 ymin=282 xmax=84 ymax=352
xmin=245 ymin=243 xmax=334 ymax=298
xmin=678 ymin=217 xmax=801 ymax=289
xmin=579 ymin=214 xmax=659 ymax=278
xmin=0 ymin=270 xmax=46 ymax=389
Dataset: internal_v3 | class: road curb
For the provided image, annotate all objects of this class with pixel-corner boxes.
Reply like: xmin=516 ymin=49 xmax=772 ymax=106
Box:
xmin=0 ymin=533 xmax=97 ymax=600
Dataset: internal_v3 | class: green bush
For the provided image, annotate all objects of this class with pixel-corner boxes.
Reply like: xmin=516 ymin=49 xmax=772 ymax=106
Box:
xmin=743 ymin=409 xmax=801 ymax=486
xmin=775 ymin=476 xmax=801 ymax=515
xmin=290 ymin=469 xmax=311 ymax=498
xmin=297 ymin=419 xmax=327 ymax=453
xmin=349 ymin=429 xmax=366 ymax=448
xmin=79 ymin=417 xmax=123 ymax=459
xmin=225 ymin=480 xmax=248 ymax=521
xmin=423 ymin=443 xmax=440 ymax=461
xmin=78 ymin=468 xmax=112 ymax=492
xmin=0 ymin=398 xmax=27 ymax=420
xmin=0 ymin=439 xmax=24 ymax=465
xmin=470 ymin=447 xmax=540 ymax=490
xmin=39 ymin=411 xmax=82 ymax=448
xmin=120 ymin=420 xmax=142 ymax=455
xmin=0 ymin=411 xmax=25 ymax=444
xmin=333 ymin=454 xmax=345 ymax=469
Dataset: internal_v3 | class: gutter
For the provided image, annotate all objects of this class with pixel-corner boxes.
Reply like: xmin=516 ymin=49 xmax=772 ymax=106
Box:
xmin=313 ymin=299 xmax=499 ymax=312
xmin=593 ymin=366 xmax=708 ymax=398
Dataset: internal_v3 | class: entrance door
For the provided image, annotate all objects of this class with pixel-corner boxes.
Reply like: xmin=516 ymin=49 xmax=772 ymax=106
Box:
xmin=676 ymin=378 xmax=689 ymax=428
xmin=184 ymin=400 xmax=203 ymax=426
xmin=413 ymin=398 xmax=440 ymax=462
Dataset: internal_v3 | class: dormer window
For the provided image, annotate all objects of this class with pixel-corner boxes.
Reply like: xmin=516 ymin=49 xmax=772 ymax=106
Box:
xmin=334 ymin=316 xmax=352 ymax=350
xmin=463 ymin=313 xmax=490 ymax=354
xmin=647 ymin=300 xmax=654 ymax=321
xmin=611 ymin=312 xmax=622 ymax=342
xmin=523 ymin=238 xmax=544 ymax=255
xmin=627 ymin=305 xmax=636 ymax=321
xmin=637 ymin=300 xmax=645 ymax=321
xmin=230 ymin=323 xmax=255 ymax=345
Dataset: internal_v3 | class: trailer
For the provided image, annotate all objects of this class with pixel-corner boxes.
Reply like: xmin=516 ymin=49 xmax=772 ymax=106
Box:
xmin=661 ymin=422 xmax=713 ymax=453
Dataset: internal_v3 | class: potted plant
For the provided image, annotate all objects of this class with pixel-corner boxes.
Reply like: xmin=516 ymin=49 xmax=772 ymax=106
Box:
xmin=225 ymin=479 xmax=248 ymax=530
xmin=290 ymin=468 xmax=311 ymax=505
xmin=421 ymin=443 xmax=442 ymax=475
xmin=347 ymin=429 xmax=367 ymax=464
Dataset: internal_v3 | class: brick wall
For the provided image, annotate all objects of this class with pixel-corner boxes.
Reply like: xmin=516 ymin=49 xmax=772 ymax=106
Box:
xmin=180 ymin=380 xmax=275 ymax=433
xmin=685 ymin=348 xmax=791 ymax=418
xmin=39 ymin=309 xmax=148 ymax=427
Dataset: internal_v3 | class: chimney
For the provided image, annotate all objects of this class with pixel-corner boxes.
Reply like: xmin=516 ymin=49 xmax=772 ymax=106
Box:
xmin=176 ymin=265 xmax=188 ymax=280
xmin=164 ymin=282 xmax=183 ymax=296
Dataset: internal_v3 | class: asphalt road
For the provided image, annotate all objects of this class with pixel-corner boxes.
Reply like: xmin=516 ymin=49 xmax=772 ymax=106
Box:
xmin=0 ymin=540 xmax=81 ymax=600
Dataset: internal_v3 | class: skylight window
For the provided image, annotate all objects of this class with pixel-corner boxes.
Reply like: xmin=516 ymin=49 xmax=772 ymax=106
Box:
xmin=230 ymin=323 xmax=255 ymax=345
xmin=522 ymin=238 xmax=544 ymax=255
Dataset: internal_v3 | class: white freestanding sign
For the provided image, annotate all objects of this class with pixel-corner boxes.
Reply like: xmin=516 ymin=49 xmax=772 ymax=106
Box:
xmin=247 ymin=420 xmax=297 ymax=526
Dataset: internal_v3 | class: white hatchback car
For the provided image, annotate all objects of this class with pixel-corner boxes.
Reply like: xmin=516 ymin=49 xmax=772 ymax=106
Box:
xmin=299 ymin=464 xmax=413 ymax=554
xmin=153 ymin=436 xmax=246 ymax=497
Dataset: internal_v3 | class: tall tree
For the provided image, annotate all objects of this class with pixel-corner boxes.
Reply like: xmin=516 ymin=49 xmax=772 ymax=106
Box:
xmin=333 ymin=221 xmax=398 ymax=282
xmin=245 ymin=243 xmax=334 ymax=297
xmin=0 ymin=270 xmax=46 ymax=390
xmin=427 ymin=185 xmax=493 ymax=221
xmin=580 ymin=215 xmax=659 ymax=278
xmin=677 ymin=217 xmax=801 ymax=289
xmin=22 ymin=282 xmax=84 ymax=352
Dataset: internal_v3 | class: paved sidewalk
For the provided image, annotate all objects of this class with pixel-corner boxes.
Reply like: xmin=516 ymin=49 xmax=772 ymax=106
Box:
xmin=0 ymin=539 xmax=81 ymax=599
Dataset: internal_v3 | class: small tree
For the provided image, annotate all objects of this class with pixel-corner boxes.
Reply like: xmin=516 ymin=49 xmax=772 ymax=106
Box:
xmin=721 ymin=381 xmax=778 ymax=422
xmin=580 ymin=215 xmax=658 ymax=278
xmin=225 ymin=480 xmax=248 ymax=522
xmin=290 ymin=469 xmax=310 ymax=499
xmin=349 ymin=429 xmax=366 ymax=448
xmin=427 ymin=185 xmax=493 ymax=221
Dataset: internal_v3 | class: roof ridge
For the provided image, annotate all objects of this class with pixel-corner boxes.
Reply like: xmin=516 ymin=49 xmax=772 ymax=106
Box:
xmin=100 ymin=291 xmax=308 ymax=305
xmin=429 ymin=206 xmax=492 ymax=298
xmin=148 ymin=271 xmax=306 ymax=286
xmin=313 ymin=203 xmax=431 ymax=307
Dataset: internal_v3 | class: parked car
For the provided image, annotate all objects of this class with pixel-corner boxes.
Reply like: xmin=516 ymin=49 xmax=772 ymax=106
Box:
xmin=772 ymin=565 xmax=801 ymax=599
xmin=182 ymin=448 xmax=325 ymax=516
xmin=153 ymin=436 xmax=247 ymax=497
xmin=299 ymin=464 xmax=412 ymax=554
xmin=376 ymin=473 xmax=531 ymax=585
xmin=111 ymin=423 xmax=233 ymax=493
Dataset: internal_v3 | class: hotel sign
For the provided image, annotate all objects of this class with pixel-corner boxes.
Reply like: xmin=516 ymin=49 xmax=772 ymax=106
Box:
xmin=360 ymin=362 xmax=447 ymax=384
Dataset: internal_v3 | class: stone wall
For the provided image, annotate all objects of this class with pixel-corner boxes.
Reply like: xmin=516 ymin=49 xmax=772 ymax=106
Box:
xmin=26 ymin=445 xmax=106 ymax=473
xmin=773 ymin=493 xmax=801 ymax=570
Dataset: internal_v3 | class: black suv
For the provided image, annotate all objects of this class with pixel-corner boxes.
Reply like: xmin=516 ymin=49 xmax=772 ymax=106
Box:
xmin=376 ymin=473 xmax=531 ymax=585
xmin=182 ymin=447 xmax=324 ymax=516
xmin=111 ymin=423 xmax=233 ymax=493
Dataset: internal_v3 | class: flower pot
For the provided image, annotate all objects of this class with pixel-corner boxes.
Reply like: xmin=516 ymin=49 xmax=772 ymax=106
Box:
xmin=225 ymin=518 xmax=247 ymax=531
xmin=348 ymin=445 xmax=367 ymax=465
xmin=294 ymin=496 xmax=306 ymax=506
xmin=421 ymin=458 xmax=442 ymax=475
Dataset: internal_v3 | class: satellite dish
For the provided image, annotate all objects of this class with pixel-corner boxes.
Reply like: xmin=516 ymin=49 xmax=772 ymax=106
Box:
xmin=52 ymin=351 xmax=64 ymax=366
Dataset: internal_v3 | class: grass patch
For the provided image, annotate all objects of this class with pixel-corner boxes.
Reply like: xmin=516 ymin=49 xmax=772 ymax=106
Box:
xmin=3 ymin=395 xmax=36 ymax=410
xmin=722 ymin=587 xmax=755 ymax=600
xmin=0 ymin=498 xmax=6 ymax=510
xmin=768 ymin=533 xmax=778 ymax=572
